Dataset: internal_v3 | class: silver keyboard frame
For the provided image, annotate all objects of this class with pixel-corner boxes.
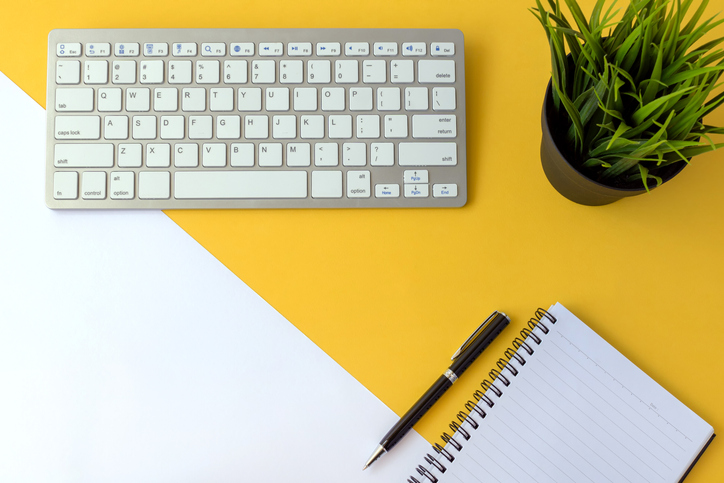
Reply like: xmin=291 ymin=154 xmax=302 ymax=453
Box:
xmin=46 ymin=28 xmax=467 ymax=209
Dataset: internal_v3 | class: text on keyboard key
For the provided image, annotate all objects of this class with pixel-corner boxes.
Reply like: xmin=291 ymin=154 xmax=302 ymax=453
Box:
xmin=398 ymin=142 xmax=457 ymax=166
xmin=54 ymin=116 xmax=101 ymax=140
xmin=54 ymin=143 xmax=114 ymax=168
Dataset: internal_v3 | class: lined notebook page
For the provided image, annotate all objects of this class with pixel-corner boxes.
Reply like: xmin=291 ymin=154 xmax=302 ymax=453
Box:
xmin=426 ymin=303 xmax=713 ymax=483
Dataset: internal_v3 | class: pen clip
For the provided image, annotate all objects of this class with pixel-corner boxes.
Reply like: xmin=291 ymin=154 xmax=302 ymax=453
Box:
xmin=451 ymin=311 xmax=499 ymax=361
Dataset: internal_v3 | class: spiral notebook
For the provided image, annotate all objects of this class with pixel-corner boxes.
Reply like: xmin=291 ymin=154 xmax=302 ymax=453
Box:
xmin=407 ymin=303 xmax=715 ymax=483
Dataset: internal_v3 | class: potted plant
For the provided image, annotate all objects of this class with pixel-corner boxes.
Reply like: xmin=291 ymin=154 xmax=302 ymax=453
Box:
xmin=533 ymin=0 xmax=724 ymax=205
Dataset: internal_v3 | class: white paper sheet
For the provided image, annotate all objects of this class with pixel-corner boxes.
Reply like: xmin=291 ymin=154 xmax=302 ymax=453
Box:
xmin=0 ymin=71 xmax=429 ymax=482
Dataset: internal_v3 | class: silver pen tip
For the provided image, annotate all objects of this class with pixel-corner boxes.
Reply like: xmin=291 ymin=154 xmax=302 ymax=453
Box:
xmin=363 ymin=444 xmax=386 ymax=470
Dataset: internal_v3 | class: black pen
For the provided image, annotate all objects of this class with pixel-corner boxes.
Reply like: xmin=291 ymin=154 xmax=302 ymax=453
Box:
xmin=363 ymin=311 xmax=510 ymax=470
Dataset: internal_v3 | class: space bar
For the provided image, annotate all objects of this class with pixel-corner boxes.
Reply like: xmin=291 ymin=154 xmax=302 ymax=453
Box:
xmin=175 ymin=171 xmax=308 ymax=199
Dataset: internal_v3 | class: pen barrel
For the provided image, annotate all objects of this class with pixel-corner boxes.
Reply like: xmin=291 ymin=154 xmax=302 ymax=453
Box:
xmin=449 ymin=312 xmax=509 ymax=376
xmin=381 ymin=375 xmax=452 ymax=451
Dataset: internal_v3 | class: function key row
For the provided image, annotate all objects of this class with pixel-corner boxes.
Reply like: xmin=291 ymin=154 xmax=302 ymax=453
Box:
xmin=57 ymin=41 xmax=456 ymax=58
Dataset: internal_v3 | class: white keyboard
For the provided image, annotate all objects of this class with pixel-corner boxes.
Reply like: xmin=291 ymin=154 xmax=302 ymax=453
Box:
xmin=46 ymin=29 xmax=467 ymax=209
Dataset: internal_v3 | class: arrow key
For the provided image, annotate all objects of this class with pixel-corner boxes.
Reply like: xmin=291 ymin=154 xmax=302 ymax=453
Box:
xmin=403 ymin=169 xmax=428 ymax=184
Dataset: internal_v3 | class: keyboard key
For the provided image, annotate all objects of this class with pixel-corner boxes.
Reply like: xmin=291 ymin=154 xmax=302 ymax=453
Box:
xmin=110 ymin=171 xmax=135 ymax=199
xmin=57 ymin=43 xmax=81 ymax=57
xmin=286 ymin=143 xmax=311 ymax=167
xmin=230 ymin=143 xmax=254 ymax=166
xmin=375 ymin=183 xmax=400 ymax=197
xmin=154 ymin=88 xmax=178 ymax=112
xmin=404 ymin=183 xmax=429 ymax=197
xmin=202 ymin=143 xmax=227 ymax=167
xmin=238 ymin=88 xmax=262 ymax=111
xmin=370 ymin=142 xmax=394 ymax=166
xmin=86 ymin=43 xmax=111 ymax=57
xmin=172 ymin=43 xmax=197 ymax=56
xmin=347 ymin=170 xmax=371 ymax=197
xmin=311 ymin=170 xmax=342 ymax=198
xmin=258 ymin=143 xmax=282 ymax=166
xmin=104 ymin=115 xmax=129 ymax=139
xmin=160 ymin=115 xmax=184 ymax=139
xmin=84 ymin=61 xmax=108 ymax=84
xmin=196 ymin=61 xmax=220 ymax=84
xmin=272 ymin=115 xmax=296 ymax=139
xmin=174 ymin=143 xmax=199 ymax=167
xmin=308 ymin=60 xmax=331 ymax=84
xmin=321 ymin=87 xmax=344 ymax=111
xmin=399 ymin=142 xmax=457 ymax=166
xmin=377 ymin=87 xmax=401 ymax=111
xmin=140 ymin=61 xmax=164 ymax=84
xmin=112 ymin=60 xmax=136 ymax=84
xmin=55 ymin=88 xmax=94 ymax=112
xmin=328 ymin=115 xmax=352 ymax=139
xmin=98 ymin=88 xmax=122 ymax=111
xmin=288 ymin=42 xmax=312 ymax=56
xmin=349 ymin=87 xmax=373 ymax=111
xmin=431 ymin=42 xmax=455 ymax=56
xmin=418 ymin=60 xmax=456 ymax=83
xmin=362 ymin=60 xmax=386 ymax=83
xmin=224 ymin=60 xmax=248 ymax=84
xmin=132 ymin=115 xmax=157 ymax=139
xmin=126 ymin=88 xmax=150 ymax=112
xmin=166 ymin=60 xmax=191 ymax=84
xmin=251 ymin=60 xmax=276 ymax=83
xmin=293 ymin=88 xmax=317 ymax=111
xmin=56 ymin=61 xmax=80 ymax=84
xmin=143 ymin=43 xmax=168 ymax=56
xmin=118 ymin=144 xmax=142 ymax=167
xmin=343 ymin=143 xmax=366 ymax=166
xmin=115 ymin=43 xmax=139 ymax=57
xmin=373 ymin=42 xmax=397 ymax=56
xmin=182 ymin=88 xmax=206 ymax=111
xmin=259 ymin=42 xmax=283 ymax=56
xmin=139 ymin=171 xmax=171 ymax=199
xmin=316 ymin=42 xmax=341 ymax=56
xmin=345 ymin=42 xmax=369 ymax=56
xmin=300 ymin=115 xmax=324 ymax=138
xmin=54 ymin=116 xmax=101 ymax=140
xmin=81 ymin=172 xmax=106 ymax=199
xmin=146 ymin=143 xmax=170 ymax=167
xmin=210 ymin=87 xmax=234 ymax=111
xmin=53 ymin=172 xmax=78 ymax=199
xmin=403 ymin=169 xmax=428 ymax=183
xmin=280 ymin=61 xmax=303 ymax=84
xmin=216 ymin=115 xmax=241 ymax=139
xmin=244 ymin=115 xmax=268 ymax=139
xmin=335 ymin=60 xmax=359 ymax=84
xmin=201 ymin=42 xmax=226 ymax=56
xmin=405 ymin=87 xmax=428 ymax=110
xmin=391 ymin=60 xmax=414 ymax=83
xmin=175 ymin=171 xmax=308 ymax=199
xmin=54 ymin=143 xmax=113 ymax=167
xmin=432 ymin=87 xmax=456 ymax=110
xmin=314 ymin=143 xmax=339 ymax=166
xmin=433 ymin=183 xmax=458 ymax=197
xmin=402 ymin=42 xmax=426 ymax=56
xmin=189 ymin=116 xmax=213 ymax=139
xmin=412 ymin=114 xmax=457 ymax=138
xmin=356 ymin=115 xmax=380 ymax=139
xmin=230 ymin=43 xmax=254 ymax=56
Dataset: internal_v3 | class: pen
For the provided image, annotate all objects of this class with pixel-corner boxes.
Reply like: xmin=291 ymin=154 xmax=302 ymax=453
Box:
xmin=363 ymin=311 xmax=510 ymax=470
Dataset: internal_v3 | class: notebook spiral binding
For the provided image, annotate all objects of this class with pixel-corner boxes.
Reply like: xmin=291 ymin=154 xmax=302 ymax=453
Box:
xmin=406 ymin=308 xmax=557 ymax=483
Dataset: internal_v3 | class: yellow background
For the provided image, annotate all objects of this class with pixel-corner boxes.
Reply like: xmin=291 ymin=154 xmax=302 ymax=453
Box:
xmin=3 ymin=0 xmax=723 ymax=480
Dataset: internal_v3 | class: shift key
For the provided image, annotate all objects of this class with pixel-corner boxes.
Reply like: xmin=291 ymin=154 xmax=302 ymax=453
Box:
xmin=54 ymin=116 xmax=101 ymax=140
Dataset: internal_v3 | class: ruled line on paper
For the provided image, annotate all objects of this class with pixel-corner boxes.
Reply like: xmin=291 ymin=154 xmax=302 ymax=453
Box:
xmin=546 ymin=335 xmax=686 ymax=456
xmin=555 ymin=333 xmax=693 ymax=445
xmin=505 ymin=394 xmax=618 ymax=483
xmin=525 ymin=365 xmax=666 ymax=481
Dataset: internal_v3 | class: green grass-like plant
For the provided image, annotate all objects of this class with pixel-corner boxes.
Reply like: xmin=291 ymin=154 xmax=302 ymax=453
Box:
xmin=532 ymin=0 xmax=724 ymax=190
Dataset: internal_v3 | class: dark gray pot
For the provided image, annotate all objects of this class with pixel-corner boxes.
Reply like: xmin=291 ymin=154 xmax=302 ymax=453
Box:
xmin=540 ymin=82 xmax=685 ymax=206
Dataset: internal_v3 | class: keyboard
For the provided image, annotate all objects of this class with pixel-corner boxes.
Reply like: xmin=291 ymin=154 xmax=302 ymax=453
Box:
xmin=46 ymin=29 xmax=467 ymax=209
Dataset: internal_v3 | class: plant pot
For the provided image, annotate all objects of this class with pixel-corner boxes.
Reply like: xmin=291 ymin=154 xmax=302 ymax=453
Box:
xmin=540 ymin=82 xmax=686 ymax=206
